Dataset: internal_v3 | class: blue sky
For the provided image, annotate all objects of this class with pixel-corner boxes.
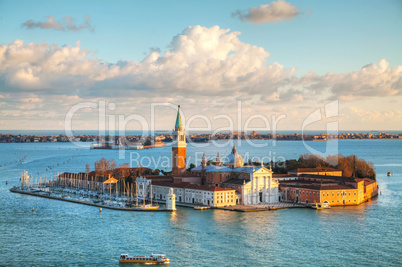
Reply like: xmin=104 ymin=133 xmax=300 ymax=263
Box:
xmin=2 ymin=0 xmax=400 ymax=74
xmin=0 ymin=0 xmax=401 ymax=131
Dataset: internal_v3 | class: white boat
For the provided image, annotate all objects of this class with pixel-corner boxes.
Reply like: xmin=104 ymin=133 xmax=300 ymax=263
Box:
xmin=133 ymin=204 xmax=159 ymax=210
xmin=310 ymin=202 xmax=330 ymax=209
xmin=194 ymin=206 xmax=209 ymax=210
xmin=119 ymin=253 xmax=169 ymax=264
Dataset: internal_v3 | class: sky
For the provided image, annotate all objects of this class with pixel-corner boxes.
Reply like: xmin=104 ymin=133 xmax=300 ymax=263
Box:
xmin=0 ymin=0 xmax=401 ymax=132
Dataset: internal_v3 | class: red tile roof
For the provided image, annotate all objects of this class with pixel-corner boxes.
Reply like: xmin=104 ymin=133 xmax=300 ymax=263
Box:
xmin=152 ymin=182 xmax=234 ymax=192
xmin=273 ymin=174 xmax=295 ymax=178
xmin=142 ymin=175 xmax=173 ymax=179
xmin=280 ymin=183 xmax=354 ymax=190
xmin=294 ymin=168 xmax=340 ymax=172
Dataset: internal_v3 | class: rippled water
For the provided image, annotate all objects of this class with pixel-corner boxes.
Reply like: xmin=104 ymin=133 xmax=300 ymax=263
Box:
xmin=1 ymin=140 xmax=402 ymax=266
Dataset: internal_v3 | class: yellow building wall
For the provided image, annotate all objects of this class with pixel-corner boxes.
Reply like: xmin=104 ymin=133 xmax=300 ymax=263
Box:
xmin=320 ymin=189 xmax=359 ymax=206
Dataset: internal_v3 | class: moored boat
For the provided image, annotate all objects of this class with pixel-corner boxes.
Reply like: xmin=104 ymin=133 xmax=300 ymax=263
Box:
xmin=387 ymin=171 xmax=392 ymax=176
xmin=119 ymin=253 xmax=169 ymax=264
xmin=310 ymin=202 xmax=330 ymax=209
xmin=134 ymin=204 xmax=159 ymax=210
xmin=194 ymin=206 xmax=209 ymax=210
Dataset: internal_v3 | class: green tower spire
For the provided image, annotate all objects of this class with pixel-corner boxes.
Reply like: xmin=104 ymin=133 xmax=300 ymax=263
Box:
xmin=175 ymin=105 xmax=182 ymax=128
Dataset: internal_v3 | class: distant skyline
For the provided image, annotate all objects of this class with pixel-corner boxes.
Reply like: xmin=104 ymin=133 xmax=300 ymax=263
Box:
xmin=0 ymin=0 xmax=401 ymax=131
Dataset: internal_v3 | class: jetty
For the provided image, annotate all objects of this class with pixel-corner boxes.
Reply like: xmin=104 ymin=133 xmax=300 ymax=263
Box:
xmin=10 ymin=171 xmax=176 ymax=212
xmin=11 ymin=171 xmax=309 ymax=213
xmin=10 ymin=187 xmax=172 ymax=212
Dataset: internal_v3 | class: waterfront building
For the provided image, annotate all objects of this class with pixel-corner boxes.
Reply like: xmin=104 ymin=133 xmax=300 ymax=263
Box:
xmin=135 ymin=175 xmax=202 ymax=199
xmin=280 ymin=174 xmax=378 ymax=206
xmin=151 ymin=181 xmax=236 ymax=207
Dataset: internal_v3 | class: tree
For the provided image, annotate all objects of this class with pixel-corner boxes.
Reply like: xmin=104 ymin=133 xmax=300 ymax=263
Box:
xmin=273 ymin=154 xmax=376 ymax=180
xmin=144 ymin=138 xmax=152 ymax=146
xmin=298 ymin=154 xmax=330 ymax=168
xmin=94 ymin=157 xmax=117 ymax=177
xmin=187 ymin=163 xmax=195 ymax=172
xmin=336 ymin=155 xmax=353 ymax=177
xmin=117 ymin=163 xmax=130 ymax=178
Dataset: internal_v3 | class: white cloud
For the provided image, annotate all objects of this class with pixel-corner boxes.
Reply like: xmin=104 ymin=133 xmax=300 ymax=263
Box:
xmin=232 ymin=0 xmax=300 ymax=24
xmin=1 ymin=25 xmax=402 ymax=130
xmin=0 ymin=26 xmax=294 ymax=97
xmin=301 ymin=59 xmax=402 ymax=100
xmin=350 ymin=106 xmax=402 ymax=123
xmin=0 ymin=26 xmax=401 ymax=104
xmin=22 ymin=15 xmax=94 ymax=32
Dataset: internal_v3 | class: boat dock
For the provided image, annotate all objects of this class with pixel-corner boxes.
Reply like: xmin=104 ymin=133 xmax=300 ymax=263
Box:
xmin=11 ymin=187 xmax=307 ymax=212
xmin=10 ymin=187 xmax=172 ymax=212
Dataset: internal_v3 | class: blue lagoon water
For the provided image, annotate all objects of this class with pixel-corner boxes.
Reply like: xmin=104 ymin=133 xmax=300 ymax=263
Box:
xmin=0 ymin=140 xmax=401 ymax=266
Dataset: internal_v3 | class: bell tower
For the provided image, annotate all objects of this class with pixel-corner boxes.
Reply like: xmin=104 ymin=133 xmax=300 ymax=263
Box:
xmin=172 ymin=105 xmax=187 ymax=175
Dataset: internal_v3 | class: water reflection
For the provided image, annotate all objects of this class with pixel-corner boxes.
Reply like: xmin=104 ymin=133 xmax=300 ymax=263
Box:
xmin=169 ymin=210 xmax=178 ymax=223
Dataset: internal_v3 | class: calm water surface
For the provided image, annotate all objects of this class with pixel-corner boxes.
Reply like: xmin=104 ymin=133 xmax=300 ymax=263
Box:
xmin=0 ymin=140 xmax=401 ymax=266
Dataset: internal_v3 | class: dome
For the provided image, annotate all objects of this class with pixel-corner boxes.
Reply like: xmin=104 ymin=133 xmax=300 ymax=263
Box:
xmin=224 ymin=146 xmax=244 ymax=168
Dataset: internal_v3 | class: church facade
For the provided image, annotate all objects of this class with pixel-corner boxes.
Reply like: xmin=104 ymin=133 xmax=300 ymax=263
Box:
xmin=191 ymin=146 xmax=279 ymax=205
